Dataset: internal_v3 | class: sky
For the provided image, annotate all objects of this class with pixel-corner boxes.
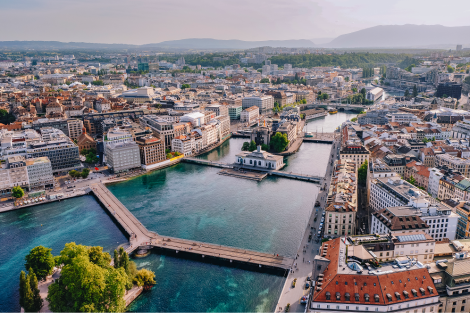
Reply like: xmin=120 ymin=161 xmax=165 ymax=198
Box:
xmin=1 ymin=0 xmax=469 ymax=45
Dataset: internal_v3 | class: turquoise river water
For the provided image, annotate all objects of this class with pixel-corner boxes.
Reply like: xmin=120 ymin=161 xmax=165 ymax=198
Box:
xmin=0 ymin=112 xmax=355 ymax=312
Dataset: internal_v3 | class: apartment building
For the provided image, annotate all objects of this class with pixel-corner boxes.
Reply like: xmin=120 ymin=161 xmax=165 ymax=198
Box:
xmin=0 ymin=156 xmax=29 ymax=194
xmin=66 ymin=119 xmax=83 ymax=140
xmin=241 ymin=95 xmax=274 ymax=114
xmin=429 ymin=167 xmax=446 ymax=198
xmin=370 ymin=176 xmax=459 ymax=240
xmin=240 ymin=106 xmax=259 ymax=125
xmin=172 ymin=135 xmax=193 ymax=156
xmin=276 ymin=121 xmax=297 ymax=149
xmin=436 ymin=154 xmax=470 ymax=177
xmin=135 ymin=135 xmax=165 ymax=166
xmin=25 ymin=157 xmax=54 ymax=190
xmin=105 ymin=142 xmax=141 ymax=173
xmin=205 ymin=104 xmax=228 ymax=117
xmin=310 ymin=237 xmax=439 ymax=313
xmin=339 ymin=144 xmax=370 ymax=166
xmin=227 ymin=105 xmax=242 ymax=120
xmin=140 ymin=115 xmax=178 ymax=148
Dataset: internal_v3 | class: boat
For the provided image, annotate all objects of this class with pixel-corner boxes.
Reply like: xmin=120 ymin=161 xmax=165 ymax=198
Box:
xmin=305 ymin=111 xmax=328 ymax=121
xmin=328 ymin=109 xmax=338 ymax=114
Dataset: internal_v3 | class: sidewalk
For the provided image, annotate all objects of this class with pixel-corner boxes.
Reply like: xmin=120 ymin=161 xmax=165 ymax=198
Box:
xmin=275 ymin=139 xmax=339 ymax=312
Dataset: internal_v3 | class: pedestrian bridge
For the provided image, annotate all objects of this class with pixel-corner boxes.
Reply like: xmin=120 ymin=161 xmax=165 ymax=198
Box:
xmin=90 ymin=183 xmax=294 ymax=273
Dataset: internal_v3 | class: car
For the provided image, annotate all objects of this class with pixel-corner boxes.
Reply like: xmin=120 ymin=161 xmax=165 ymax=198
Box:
xmin=322 ymin=212 xmax=325 ymax=217
xmin=300 ymin=295 xmax=309 ymax=304
xmin=305 ymin=282 xmax=310 ymax=289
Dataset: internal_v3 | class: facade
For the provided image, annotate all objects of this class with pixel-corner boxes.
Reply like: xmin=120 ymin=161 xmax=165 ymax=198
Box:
xmin=67 ymin=119 xmax=83 ymax=140
xmin=436 ymin=83 xmax=462 ymax=100
xmin=240 ymin=106 xmax=259 ymax=125
xmin=428 ymin=168 xmax=445 ymax=198
xmin=366 ymin=87 xmax=384 ymax=102
xmin=135 ymin=135 xmax=165 ymax=166
xmin=357 ymin=110 xmax=390 ymax=125
xmin=339 ymin=144 xmax=370 ymax=166
xmin=28 ymin=135 xmax=80 ymax=173
xmin=0 ymin=156 xmax=30 ymax=194
xmin=172 ymin=135 xmax=193 ymax=156
xmin=105 ymin=142 xmax=141 ymax=173
xmin=236 ymin=146 xmax=284 ymax=170
xmin=25 ymin=157 xmax=54 ymax=190
xmin=205 ymin=104 xmax=228 ymax=117
xmin=241 ymin=95 xmax=274 ymax=114
xmin=436 ymin=154 xmax=470 ymax=177
xmin=310 ymin=237 xmax=439 ymax=313
xmin=276 ymin=121 xmax=297 ymax=149
xmin=228 ymin=105 xmax=242 ymax=120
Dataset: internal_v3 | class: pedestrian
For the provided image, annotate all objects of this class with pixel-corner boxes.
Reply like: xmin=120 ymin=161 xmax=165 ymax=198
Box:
xmin=303 ymin=257 xmax=304 ymax=262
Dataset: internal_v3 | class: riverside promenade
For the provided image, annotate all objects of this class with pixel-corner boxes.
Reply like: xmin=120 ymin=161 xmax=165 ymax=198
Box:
xmin=90 ymin=183 xmax=294 ymax=273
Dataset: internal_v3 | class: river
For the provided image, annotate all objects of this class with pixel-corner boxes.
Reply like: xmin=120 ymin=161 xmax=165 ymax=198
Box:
xmin=0 ymin=112 xmax=356 ymax=312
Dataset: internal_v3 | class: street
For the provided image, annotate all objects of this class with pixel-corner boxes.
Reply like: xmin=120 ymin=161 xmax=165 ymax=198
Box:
xmin=275 ymin=137 xmax=340 ymax=312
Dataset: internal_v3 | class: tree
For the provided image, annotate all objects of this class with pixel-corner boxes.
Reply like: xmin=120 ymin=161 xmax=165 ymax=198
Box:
xmin=88 ymin=246 xmax=112 ymax=268
xmin=113 ymin=249 xmax=120 ymax=269
xmin=351 ymin=117 xmax=358 ymax=122
xmin=91 ymin=80 xmax=104 ymax=86
xmin=447 ymin=65 xmax=455 ymax=73
xmin=47 ymin=255 xmax=127 ymax=312
xmin=19 ymin=271 xmax=27 ymax=308
xmin=358 ymin=160 xmax=368 ymax=185
xmin=360 ymin=88 xmax=366 ymax=98
xmin=0 ymin=109 xmax=16 ymax=125
xmin=241 ymin=142 xmax=250 ymax=151
xmin=404 ymin=89 xmax=410 ymax=97
xmin=270 ymin=132 xmax=289 ymax=152
xmin=12 ymin=186 xmax=24 ymax=199
xmin=29 ymin=268 xmax=43 ymax=312
xmin=25 ymin=246 xmax=55 ymax=281
xmin=261 ymin=144 xmax=269 ymax=151
xmin=81 ymin=168 xmax=90 ymax=178
xmin=181 ymin=84 xmax=190 ymax=89
xmin=345 ymin=77 xmax=350 ymax=82
xmin=22 ymin=273 xmax=34 ymax=312
xmin=408 ymin=175 xmax=417 ymax=186
xmin=412 ymin=85 xmax=418 ymax=98
xmin=133 ymin=269 xmax=156 ymax=287
xmin=260 ymin=78 xmax=270 ymax=83
xmin=249 ymin=140 xmax=257 ymax=152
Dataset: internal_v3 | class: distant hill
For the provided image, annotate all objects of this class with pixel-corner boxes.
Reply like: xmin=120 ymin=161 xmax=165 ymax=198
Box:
xmin=326 ymin=25 xmax=470 ymax=48
xmin=0 ymin=41 xmax=134 ymax=50
xmin=142 ymin=38 xmax=316 ymax=49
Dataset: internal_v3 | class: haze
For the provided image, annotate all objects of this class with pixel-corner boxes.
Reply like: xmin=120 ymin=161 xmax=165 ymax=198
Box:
xmin=1 ymin=0 xmax=469 ymax=44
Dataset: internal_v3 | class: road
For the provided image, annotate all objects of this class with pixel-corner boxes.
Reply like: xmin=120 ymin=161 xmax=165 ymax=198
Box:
xmin=275 ymin=137 xmax=341 ymax=312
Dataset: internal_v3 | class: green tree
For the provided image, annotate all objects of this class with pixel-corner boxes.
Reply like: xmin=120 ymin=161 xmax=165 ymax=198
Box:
xmin=22 ymin=273 xmax=34 ymax=312
xmin=81 ymin=168 xmax=90 ymax=178
xmin=249 ymin=140 xmax=257 ymax=152
xmin=351 ymin=117 xmax=358 ymax=122
xmin=360 ymin=88 xmax=366 ymax=98
xmin=404 ymin=89 xmax=410 ymax=97
xmin=181 ymin=84 xmax=190 ymax=89
xmin=166 ymin=153 xmax=173 ymax=159
xmin=241 ymin=142 xmax=250 ymax=151
xmin=91 ymin=80 xmax=104 ymax=86
xmin=47 ymin=255 xmax=127 ymax=312
xmin=270 ymin=132 xmax=289 ymax=152
xmin=19 ymin=271 xmax=27 ymax=308
xmin=113 ymin=249 xmax=120 ymax=269
xmin=261 ymin=143 xmax=269 ymax=151
xmin=301 ymin=98 xmax=307 ymax=104
xmin=25 ymin=246 xmax=55 ymax=281
xmin=358 ymin=160 xmax=368 ymax=185
xmin=29 ymin=268 xmax=43 ymax=312
xmin=0 ymin=109 xmax=16 ymax=125
xmin=408 ymin=175 xmax=417 ymax=186
xmin=260 ymin=78 xmax=270 ymax=83
xmin=12 ymin=186 xmax=24 ymax=199
xmin=413 ymin=85 xmax=418 ymax=98
xmin=447 ymin=65 xmax=455 ymax=73
xmin=133 ymin=268 xmax=156 ymax=287
xmin=88 ymin=246 xmax=112 ymax=268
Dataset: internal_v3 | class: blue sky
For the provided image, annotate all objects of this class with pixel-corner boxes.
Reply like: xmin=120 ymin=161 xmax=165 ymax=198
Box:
xmin=0 ymin=0 xmax=469 ymax=44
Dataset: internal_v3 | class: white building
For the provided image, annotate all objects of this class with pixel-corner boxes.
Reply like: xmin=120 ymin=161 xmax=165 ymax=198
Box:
xmin=171 ymin=135 xmax=193 ymax=156
xmin=366 ymin=87 xmax=384 ymax=102
xmin=105 ymin=142 xmax=141 ymax=173
xmin=240 ymin=106 xmax=259 ymax=125
xmin=25 ymin=157 xmax=54 ymax=190
xmin=428 ymin=167 xmax=445 ymax=198
xmin=236 ymin=146 xmax=284 ymax=170
xmin=241 ymin=95 xmax=274 ymax=114
xmin=180 ymin=112 xmax=205 ymax=127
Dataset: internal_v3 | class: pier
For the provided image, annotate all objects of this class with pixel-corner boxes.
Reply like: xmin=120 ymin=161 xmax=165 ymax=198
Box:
xmin=90 ymin=183 xmax=294 ymax=273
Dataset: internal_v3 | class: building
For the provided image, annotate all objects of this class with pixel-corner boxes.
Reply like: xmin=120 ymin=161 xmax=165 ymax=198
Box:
xmin=241 ymin=95 xmax=274 ymax=114
xmin=105 ymin=142 xmax=141 ymax=173
xmin=236 ymin=146 xmax=284 ymax=170
xmin=240 ymin=106 xmax=259 ymax=125
xmin=76 ymin=130 xmax=97 ymax=152
xmin=135 ymin=135 xmax=165 ymax=166
xmin=276 ymin=121 xmax=297 ymax=149
xmin=325 ymin=160 xmax=357 ymax=237
xmin=436 ymin=154 xmax=470 ymax=177
xmin=366 ymin=87 xmax=384 ymax=102
xmin=205 ymin=104 xmax=228 ymax=117
xmin=428 ymin=167 xmax=445 ymax=198
xmin=357 ymin=110 xmax=390 ymax=125
xmin=31 ymin=118 xmax=69 ymax=137
xmin=172 ymin=135 xmax=193 ymax=156
xmin=436 ymin=83 xmax=462 ymax=100
xmin=228 ymin=105 xmax=242 ymax=120
xmin=383 ymin=154 xmax=412 ymax=176
xmin=25 ymin=157 xmax=54 ymax=190
xmin=310 ymin=237 xmax=439 ymax=313
xmin=339 ymin=144 xmax=370 ymax=166
xmin=0 ymin=156 xmax=30 ymax=194
xmin=404 ymin=160 xmax=430 ymax=190
xmin=370 ymin=176 xmax=459 ymax=240
xmin=67 ymin=119 xmax=84 ymax=140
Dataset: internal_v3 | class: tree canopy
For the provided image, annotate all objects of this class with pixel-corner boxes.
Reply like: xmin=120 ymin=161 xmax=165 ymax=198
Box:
xmin=358 ymin=160 xmax=368 ymax=185
xmin=270 ymin=132 xmax=290 ymax=153
xmin=25 ymin=246 xmax=55 ymax=281
xmin=12 ymin=186 xmax=24 ymax=199
xmin=0 ymin=109 xmax=16 ymax=125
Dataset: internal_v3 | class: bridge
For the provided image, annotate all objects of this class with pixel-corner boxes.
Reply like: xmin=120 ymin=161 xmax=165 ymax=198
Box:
xmin=90 ymin=183 xmax=294 ymax=272
xmin=182 ymin=157 xmax=323 ymax=183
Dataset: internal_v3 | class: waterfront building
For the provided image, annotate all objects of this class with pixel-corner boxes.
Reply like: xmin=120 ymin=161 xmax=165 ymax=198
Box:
xmin=172 ymin=135 xmax=193 ymax=156
xmin=240 ymin=106 xmax=259 ymax=125
xmin=228 ymin=104 xmax=242 ymax=120
xmin=141 ymin=115 xmax=188 ymax=148
xmin=242 ymin=95 xmax=274 ymax=114
xmin=180 ymin=112 xmax=205 ymax=127
xmin=250 ymin=126 xmax=272 ymax=146
xmin=236 ymin=146 xmax=284 ymax=170
xmin=136 ymin=135 xmax=165 ymax=166
xmin=310 ymin=237 xmax=439 ymax=313
xmin=105 ymin=142 xmax=141 ymax=173
xmin=25 ymin=157 xmax=54 ymax=190
xmin=357 ymin=110 xmax=390 ymax=125
xmin=0 ymin=156 xmax=29 ymax=194
xmin=366 ymin=87 xmax=384 ymax=102
xmin=276 ymin=121 xmax=297 ymax=149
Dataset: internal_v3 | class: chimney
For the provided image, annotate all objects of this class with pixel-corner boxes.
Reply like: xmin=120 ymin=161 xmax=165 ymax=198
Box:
xmin=257 ymin=145 xmax=261 ymax=152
